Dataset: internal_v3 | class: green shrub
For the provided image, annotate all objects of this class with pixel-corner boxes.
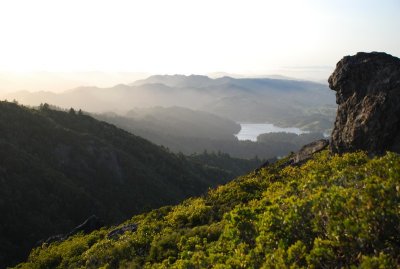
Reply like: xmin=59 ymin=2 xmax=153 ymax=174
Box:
xmin=15 ymin=151 xmax=400 ymax=268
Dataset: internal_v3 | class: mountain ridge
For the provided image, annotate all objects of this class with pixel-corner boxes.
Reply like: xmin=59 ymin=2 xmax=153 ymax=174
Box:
xmin=0 ymin=101 xmax=261 ymax=267
xmin=2 ymin=75 xmax=335 ymax=133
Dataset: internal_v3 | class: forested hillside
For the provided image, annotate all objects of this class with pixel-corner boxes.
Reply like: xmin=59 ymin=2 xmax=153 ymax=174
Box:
xmin=0 ymin=101 xmax=260 ymax=267
xmin=14 ymin=151 xmax=400 ymax=268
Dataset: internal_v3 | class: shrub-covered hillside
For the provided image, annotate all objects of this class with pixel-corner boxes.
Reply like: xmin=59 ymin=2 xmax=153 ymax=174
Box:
xmin=15 ymin=151 xmax=400 ymax=268
xmin=0 ymin=101 xmax=261 ymax=267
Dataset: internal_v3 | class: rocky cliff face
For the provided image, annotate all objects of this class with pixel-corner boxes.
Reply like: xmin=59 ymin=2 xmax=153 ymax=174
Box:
xmin=329 ymin=52 xmax=400 ymax=154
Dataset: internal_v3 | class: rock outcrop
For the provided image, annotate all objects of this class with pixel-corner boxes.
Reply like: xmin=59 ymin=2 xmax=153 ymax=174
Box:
xmin=329 ymin=52 xmax=400 ymax=154
xmin=41 ymin=215 xmax=103 ymax=245
xmin=107 ymin=223 xmax=138 ymax=240
xmin=65 ymin=215 xmax=103 ymax=238
xmin=290 ymin=139 xmax=329 ymax=164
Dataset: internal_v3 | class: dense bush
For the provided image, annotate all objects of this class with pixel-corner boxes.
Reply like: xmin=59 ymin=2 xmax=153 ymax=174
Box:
xmin=15 ymin=150 xmax=400 ymax=268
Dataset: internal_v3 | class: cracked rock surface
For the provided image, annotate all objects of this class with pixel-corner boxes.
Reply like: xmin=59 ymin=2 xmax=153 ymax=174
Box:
xmin=328 ymin=52 xmax=400 ymax=154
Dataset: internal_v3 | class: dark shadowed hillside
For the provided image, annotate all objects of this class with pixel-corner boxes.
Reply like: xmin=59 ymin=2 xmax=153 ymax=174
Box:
xmin=0 ymin=101 xmax=261 ymax=267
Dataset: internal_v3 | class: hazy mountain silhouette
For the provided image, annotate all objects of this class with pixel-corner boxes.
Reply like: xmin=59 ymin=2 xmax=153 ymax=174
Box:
xmin=3 ymin=75 xmax=336 ymax=132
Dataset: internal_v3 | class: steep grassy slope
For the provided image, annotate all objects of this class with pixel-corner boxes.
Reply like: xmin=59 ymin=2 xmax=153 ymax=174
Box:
xmin=15 ymin=151 xmax=400 ymax=268
xmin=0 ymin=102 xmax=260 ymax=267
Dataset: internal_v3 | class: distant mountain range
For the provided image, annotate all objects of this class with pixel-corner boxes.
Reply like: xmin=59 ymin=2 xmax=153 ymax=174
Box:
xmin=0 ymin=71 xmax=149 ymax=93
xmin=3 ymin=75 xmax=336 ymax=132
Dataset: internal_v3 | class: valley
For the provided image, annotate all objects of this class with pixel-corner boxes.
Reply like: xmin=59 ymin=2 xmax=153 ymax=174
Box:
xmin=0 ymin=75 xmax=335 ymax=267
xmin=9 ymin=51 xmax=400 ymax=269
xmin=0 ymin=0 xmax=398 ymax=267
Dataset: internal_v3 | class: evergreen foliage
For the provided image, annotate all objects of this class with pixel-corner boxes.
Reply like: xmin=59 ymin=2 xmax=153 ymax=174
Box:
xmin=14 ymin=150 xmax=400 ymax=268
xmin=0 ymin=101 xmax=260 ymax=267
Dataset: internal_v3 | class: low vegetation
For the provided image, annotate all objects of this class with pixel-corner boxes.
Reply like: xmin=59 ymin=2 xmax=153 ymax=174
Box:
xmin=15 ymin=150 xmax=400 ymax=268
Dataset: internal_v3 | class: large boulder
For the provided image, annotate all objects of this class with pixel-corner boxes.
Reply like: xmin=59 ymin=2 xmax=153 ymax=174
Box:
xmin=328 ymin=52 xmax=400 ymax=154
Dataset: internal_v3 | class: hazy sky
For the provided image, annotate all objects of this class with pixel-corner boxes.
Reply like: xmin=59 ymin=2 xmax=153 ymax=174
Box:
xmin=0 ymin=0 xmax=399 ymax=76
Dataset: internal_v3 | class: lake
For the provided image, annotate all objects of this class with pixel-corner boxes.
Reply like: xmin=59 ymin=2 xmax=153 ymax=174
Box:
xmin=235 ymin=123 xmax=308 ymax=141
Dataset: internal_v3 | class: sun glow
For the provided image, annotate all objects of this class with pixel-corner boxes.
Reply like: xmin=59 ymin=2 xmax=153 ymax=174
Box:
xmin=0 ymin=0 xmax=398 ymax=75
